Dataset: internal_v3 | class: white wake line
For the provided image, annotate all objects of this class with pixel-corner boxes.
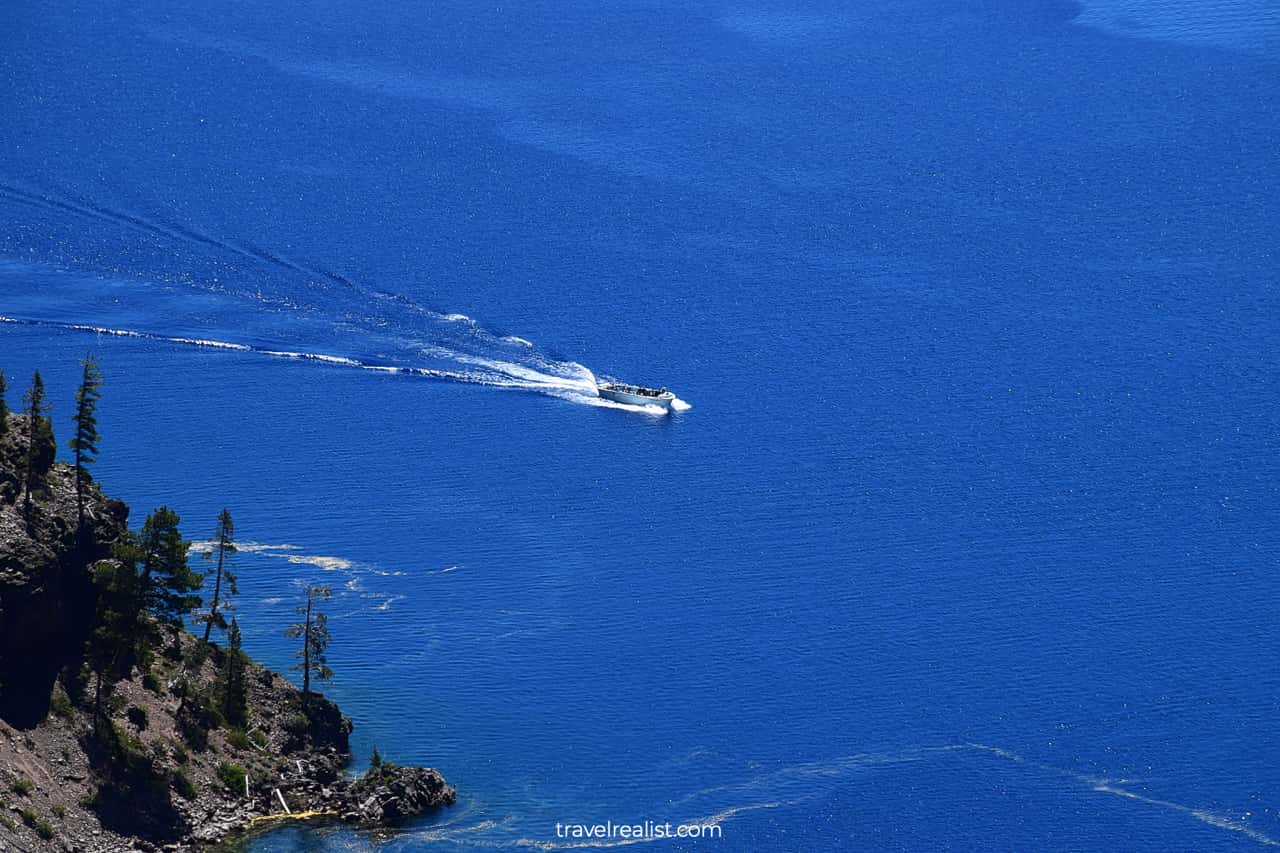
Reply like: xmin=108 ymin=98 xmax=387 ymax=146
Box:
xmin=956 ymin=743 xmax=1280 ymax=847
xmin=0 ymin=314 xmax=688 ymax=413
xmin=667 ymin=743 xmax=1280 ymax=850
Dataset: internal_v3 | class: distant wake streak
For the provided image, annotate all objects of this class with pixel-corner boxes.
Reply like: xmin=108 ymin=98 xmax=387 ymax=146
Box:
xmin=955 ymin=743 xmax=1280 ymax=847
xmin=383 ymin=742 xmax=1280 ymax=849
xmin=0 ymin=180 xmax=688 ymax=414
xmin=0 ymin=313 xmax=598 ymax=398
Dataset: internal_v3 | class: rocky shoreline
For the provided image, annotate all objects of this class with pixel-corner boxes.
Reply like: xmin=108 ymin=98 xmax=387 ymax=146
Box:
xmin=0 ymin=408 xmax=455 ymax=851
xmin=189 ymin=750 xmax=456 ymax=849
xmin=0 ymin=640 xmax=456 ymax=853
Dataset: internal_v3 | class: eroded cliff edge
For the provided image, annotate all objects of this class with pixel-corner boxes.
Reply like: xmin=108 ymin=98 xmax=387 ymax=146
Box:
xmin=0 ymin=411 xmax=455 ymax=851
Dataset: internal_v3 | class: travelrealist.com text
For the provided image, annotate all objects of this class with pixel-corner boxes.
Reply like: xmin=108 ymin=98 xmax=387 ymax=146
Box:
xmin=555 ymin=820 xmax=723 ymax=840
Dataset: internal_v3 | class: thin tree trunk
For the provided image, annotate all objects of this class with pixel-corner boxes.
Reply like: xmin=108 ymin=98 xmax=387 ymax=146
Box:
xmin=302 ymin=597 xmax=312 ymax=697
xmin=93 ymin=670 xmax=104 ymax=730
xmin=75 ymin=444 xmax=84 ymax=531
xmin=202 ymin=542 xmax=225 ymax=643
xmin=23 ymin=418 xmax=35 ymax=514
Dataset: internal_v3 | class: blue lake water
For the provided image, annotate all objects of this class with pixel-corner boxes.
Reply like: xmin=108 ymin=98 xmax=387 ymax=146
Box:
xmin=2 ymin=0 xmax=1279 ymax=849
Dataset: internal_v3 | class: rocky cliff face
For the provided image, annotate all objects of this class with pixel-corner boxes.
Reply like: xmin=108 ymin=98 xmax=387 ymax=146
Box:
xmin=0 ymin=413 xmax=128 ymax=727
xmin=0 ymin=410 xmax=454 ymax=850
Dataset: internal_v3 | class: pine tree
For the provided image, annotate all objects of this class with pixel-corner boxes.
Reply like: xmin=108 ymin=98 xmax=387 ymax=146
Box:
xmin=136 ymin=506 xmax=204 ymax=634
xmin=284 ymin=585 xmax=333 ymax=698
xmin=69 ymin=354 xmax=104 ymax=531
xmin=87 ymin=509 xmax=203 ymax=729
xmin=201 ymin=509 xmax=238 ymax=644
xmin=21 ymin=370 xmax=54 ymax=514
xmin=221 ymin=618 xmax=249 ymax=727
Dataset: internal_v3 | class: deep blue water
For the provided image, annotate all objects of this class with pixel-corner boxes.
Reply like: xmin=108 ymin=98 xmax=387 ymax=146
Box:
xmin=3 ymin=0 xmax=1279 ymax=849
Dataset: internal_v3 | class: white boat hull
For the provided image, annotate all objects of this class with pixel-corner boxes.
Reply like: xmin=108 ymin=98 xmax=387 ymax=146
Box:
xmin=598 ymin=385 xmax=675 ymax=409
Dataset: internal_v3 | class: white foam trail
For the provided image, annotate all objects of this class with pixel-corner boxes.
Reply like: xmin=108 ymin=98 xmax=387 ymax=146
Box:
xmin=169 ymin=337 xmax=252 ymax=351
xmin=959 ymin=743 xmax=1280 ymax=847
xmin=451 ymin=352 xmax=598 ymax=390
xmin=1 ymin=315 xmax=581 ymax=395
xmin=189 ymin=540 xmax=302 ymax=553
xmin=282 ymin=554 xmax=352 ymax=571
xmin=1 ymin=314 xmax=686 ymax=416
xmin=260 ymin=349 xmax=363 ymax=367
xmin=190 ymin=539 xmax=353 ymax=571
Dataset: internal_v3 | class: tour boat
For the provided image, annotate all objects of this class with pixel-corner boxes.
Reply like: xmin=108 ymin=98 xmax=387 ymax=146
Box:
xmin=597 ymin=382 xmax=675 ymax=409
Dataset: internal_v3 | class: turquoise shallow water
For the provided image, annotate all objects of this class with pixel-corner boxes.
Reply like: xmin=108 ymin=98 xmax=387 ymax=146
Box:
xmin=2 ymin=0 xmax=1279 ymax=849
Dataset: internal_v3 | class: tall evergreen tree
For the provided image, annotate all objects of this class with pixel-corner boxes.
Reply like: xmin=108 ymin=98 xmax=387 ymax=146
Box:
xmin=284 ymin=585 xmax=333 ymax=698
xmin=136 ymin=506 xmax=204 ymax=634
xmin=21 ymin=370 xmax=54 ymax=514
xmin=105 ymin=531 xmax=158 ymax=675
xmin=221 ymin=618 xmax=249 ymax=727
xmin=69 ymin=354 xmax=104 ymax=531
xmin=85 ymin=510 xmax=202 ymax=714
xmin=200 ymin=509 xmax=238 ymax=643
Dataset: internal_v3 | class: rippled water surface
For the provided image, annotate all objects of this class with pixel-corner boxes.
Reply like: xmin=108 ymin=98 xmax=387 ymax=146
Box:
xmin=2 ymin=0 xmax=1278 ymax=849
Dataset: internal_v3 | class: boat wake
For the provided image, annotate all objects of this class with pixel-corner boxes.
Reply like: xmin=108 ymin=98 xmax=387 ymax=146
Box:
xmin=0 ymin=310 xmax=601 ymax=399
xmin=0 ymin=177 xmax=690 ymax=414
xmin=0 ymin=253 xmax=684 ymax=414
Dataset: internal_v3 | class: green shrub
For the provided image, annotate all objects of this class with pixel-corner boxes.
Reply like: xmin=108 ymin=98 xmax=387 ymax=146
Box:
xmin=217 ymin=762 xmax=246 ymax=794
xmin=226 ymin=728 xmax=251 ymax=751
xmin=120 ymin=730 xmax=148 ymax=761
xmin=142 ymin=672 xmax=163 ymax=694
xmin=186 ymin=642 xmax=212 ymax=670
xmin=19 ymin=807 xmax=54 ymax=839
xmin=177 ymin=691 xmax=225 ymax=752
xmin=0 ymin=812 xmax=14 ymax=830
xmin=172 ymin=770 xmax=198 ymax=801
xmin=11 ymin=777 xmax=33 ymax=796
xmin=284 ymin=712 xmax=310 ymax=736
xmin=249 ymin=729 xmax=268 ymax=748
xmin=49 ymin=687 xmax=74 ymax=719
xmin=51 ymin=804 xmax=66 ymax=818
xmin=281 ymin=711 xmax=312 ymax=751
